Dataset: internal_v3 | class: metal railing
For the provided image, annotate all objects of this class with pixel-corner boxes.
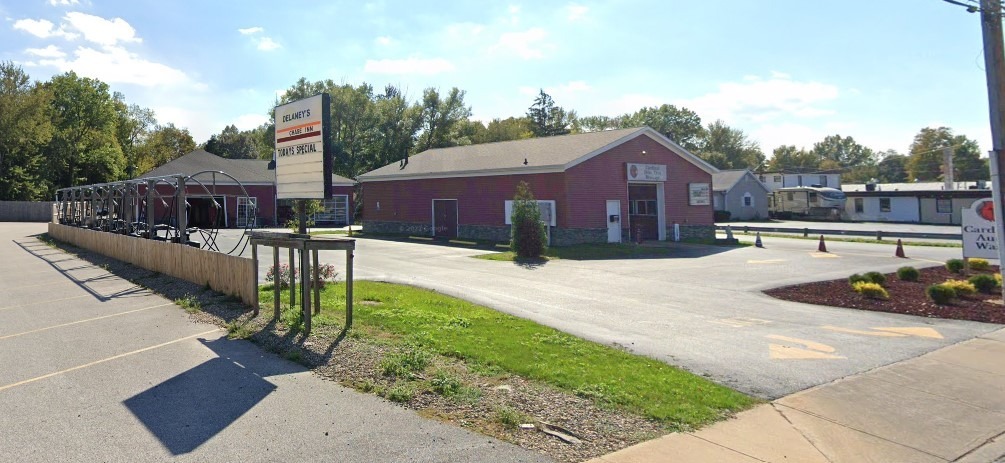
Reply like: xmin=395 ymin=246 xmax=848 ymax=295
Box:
xmin=715 ymin=225 xmax=961 ymax=241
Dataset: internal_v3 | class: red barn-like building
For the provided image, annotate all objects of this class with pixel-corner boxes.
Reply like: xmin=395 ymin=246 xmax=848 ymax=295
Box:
xmin=358 ymin=127 xmax=717 ymax=245
xmin=139 ymin=150 xmax=355 ymax=228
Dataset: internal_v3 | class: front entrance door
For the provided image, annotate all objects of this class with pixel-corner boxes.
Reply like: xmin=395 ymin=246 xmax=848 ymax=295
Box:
xmin=433 ymin=199 xmax=458 ymax=239
xmin=628 ymin=184 xmax=659 ymax=241
xmin=606 ymin=200 xmax=622 ymax=243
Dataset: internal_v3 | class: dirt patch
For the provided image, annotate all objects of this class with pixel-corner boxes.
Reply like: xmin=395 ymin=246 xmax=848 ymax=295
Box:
xmin=765 ymin=265 xmax=1005 ymax=324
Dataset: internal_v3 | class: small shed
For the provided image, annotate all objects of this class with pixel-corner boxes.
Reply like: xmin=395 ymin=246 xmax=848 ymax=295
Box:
xmin=357 ymin=127 xmax=718 ymax=245
xmin=712 ymin=169 xmax=769 ymax=220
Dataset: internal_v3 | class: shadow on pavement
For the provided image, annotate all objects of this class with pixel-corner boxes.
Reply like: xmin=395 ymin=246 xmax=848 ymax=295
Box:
xmin=14 ymin=239 xmax=151 ymax=301
xmin=123 ymin=337 xmax=304 ymax=455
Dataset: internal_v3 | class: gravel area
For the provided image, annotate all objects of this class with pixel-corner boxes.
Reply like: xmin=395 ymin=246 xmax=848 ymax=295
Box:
xmin=765 ymin=265 xmax=1005 ymax=324
xmin=47 ymin=239 xmax=676 ymax=463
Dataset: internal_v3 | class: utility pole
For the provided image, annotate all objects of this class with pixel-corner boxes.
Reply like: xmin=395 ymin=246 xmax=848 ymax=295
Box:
xmin=980 ymin=0 xmax=1005 ymax=300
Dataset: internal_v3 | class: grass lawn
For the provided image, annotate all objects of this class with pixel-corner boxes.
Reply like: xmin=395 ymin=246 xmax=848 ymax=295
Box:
xmin=258 ymin=281 xmax=756 ymax=428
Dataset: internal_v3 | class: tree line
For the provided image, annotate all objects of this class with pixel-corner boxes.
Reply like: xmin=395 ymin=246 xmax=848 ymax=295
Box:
xmin=0 ymin=61 xmax=987 ymax=201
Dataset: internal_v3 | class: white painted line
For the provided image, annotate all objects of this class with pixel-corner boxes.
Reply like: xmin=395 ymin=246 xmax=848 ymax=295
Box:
xmin=0 ymin=295 xmax=91 ymax=312
xmin=0 ymin=329 xmax=221 ymax=393
xmin=0 ymin=303 xmax=175 ymax=341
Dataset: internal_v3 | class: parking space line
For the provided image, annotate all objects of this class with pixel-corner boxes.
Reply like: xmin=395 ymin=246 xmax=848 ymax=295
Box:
xmin=0 ymin=329 xmax=221 ymax=393
xmin=0 ymin=295 xmax=91 ymax=312
xmin=0 ymin=303 xmax=174 ymax=341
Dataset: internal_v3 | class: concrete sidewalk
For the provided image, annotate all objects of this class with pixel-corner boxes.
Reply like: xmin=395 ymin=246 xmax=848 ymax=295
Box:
xmin=587 ymin=329 xmax=1005 ymax=463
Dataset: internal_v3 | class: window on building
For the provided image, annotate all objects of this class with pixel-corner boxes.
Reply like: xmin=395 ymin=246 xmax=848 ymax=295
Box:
xmin=880 ymin=198 xmax=891 ymax=212
xmin=819 ymin=175 xmax=828 ymax=187
xmin=936 ymin=198 xmax=952 ymax=213
xmin=773 ymin=175 xmax=782 ymax=183
xmin=629 ymin=200 xmax=658 ymax=216
xmin=758 ymin=175 xmax=766 ymax=183
xmin=743 ymin=193 xmax=753 ymax=207
xmin=797 ymin=175 xmax=803 ymax=186
xmin=854 ymin=198 xmax=864 ymax=213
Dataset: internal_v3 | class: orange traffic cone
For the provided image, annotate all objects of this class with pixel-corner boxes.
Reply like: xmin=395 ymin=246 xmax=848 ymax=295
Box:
xmin=895 ymin=239 xmax=906 ymax=258
xmin=818 ymin=235 xmax=828 ymax=252
xmin=755 ymin=232 xmax=763 ymax=248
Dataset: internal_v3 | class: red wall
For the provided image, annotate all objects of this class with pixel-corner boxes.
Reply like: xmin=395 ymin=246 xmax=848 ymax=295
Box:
xmin=138 ymin=184 xmax=276 ymax=227
xmin=565 ymin=136 xmax=713 ymax=228
xmin=363 ymin=173 xmax=567 ymax=226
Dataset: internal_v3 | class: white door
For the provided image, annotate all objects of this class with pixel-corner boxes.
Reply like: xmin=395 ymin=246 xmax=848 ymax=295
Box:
xmin=606 ymin=200 xmax=621 ymax=243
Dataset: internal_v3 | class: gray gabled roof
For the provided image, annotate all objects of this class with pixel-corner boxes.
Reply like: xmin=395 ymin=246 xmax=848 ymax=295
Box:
xmin=712 ymin=169 xmax=769 ymax=193
xmin=357 ymin=126 xmax=717 ymax=181
xmin=139 ymin=150 xmax=274 ymax=184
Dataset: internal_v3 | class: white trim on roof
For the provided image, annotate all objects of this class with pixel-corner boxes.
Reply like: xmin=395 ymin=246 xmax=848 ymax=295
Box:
xmin=563 ymin=127 xmax=719 ymax=175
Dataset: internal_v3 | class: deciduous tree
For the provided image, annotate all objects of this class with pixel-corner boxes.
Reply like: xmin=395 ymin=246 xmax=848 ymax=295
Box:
xmin=0 ymin=62 xmax=53 ymax=200
xmin=696 ymin=120 xmax=764 ymax=170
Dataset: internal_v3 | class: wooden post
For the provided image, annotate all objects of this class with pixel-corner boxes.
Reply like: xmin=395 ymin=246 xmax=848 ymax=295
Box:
xmin=301 ymin=242 xmax=311 ymax=335
xmin=289 ymin=247 xmax=296 ymax=308
xmin=251 ymin=243 xmax=259 ymax=317
xmin=273 ymin=246 xmax=280 ymax=319
xmin=312 ymin=249 xmax=321 ymax=315
xmin=346 ymin=248 xmax=354 ymax=327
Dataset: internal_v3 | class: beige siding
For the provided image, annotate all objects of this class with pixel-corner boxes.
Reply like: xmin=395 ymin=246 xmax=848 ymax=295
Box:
xmin=48 ymin=223 xmax=256 ymax=306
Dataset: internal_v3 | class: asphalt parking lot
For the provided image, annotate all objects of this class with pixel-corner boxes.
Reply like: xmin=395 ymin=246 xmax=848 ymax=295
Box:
xmin=217 ymin=228 xmax=1000 ymax=399
xmin=0 ymin=223 xmax=549 ymax=462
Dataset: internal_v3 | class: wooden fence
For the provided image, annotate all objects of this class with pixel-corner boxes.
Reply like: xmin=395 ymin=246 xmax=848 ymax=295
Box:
xmin=48 ymin=223 xmax=257 ymax=306
xmin=0 ymin=201 xmax=54 ymax=222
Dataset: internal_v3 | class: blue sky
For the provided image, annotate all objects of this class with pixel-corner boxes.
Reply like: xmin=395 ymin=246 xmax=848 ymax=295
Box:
xmin=0 ymin=0 xmax=994 ymax=157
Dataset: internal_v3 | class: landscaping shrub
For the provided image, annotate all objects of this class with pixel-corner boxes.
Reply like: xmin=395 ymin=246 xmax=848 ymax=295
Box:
xmin=926 ymin=284 xmax=956 ymax=305
xmin=713 ymin=210 xmax=732 ymax=222
xmin=852 ymin=281 xmax=889 ymax=300
xmin=897 ymin=266 xmax=920 ymax=282
xmin=510 ymin=181 xmax=547 ymax=258
xmin=848 ymin=273 xmax=870 ymax=286
xmin=997 ymin=273 xmax=1003 ymax=286
xmin=970 ymin=258 xmax=991 ymax=271
xmin=968 ymin=274 xmax=999 ymax=294
xmin=863 ymin=271 xmax=886 ymax=286
xmin=942 ymin=279 xmax=977 ymax=296
xmin=945 ymin=259 xmax=965 ymax=274
xmin=265 ymin=264 xmax=298 ymax=289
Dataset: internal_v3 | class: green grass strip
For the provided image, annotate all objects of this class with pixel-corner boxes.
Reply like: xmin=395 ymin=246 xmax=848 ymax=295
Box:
xmin=261 ymin=281 xmax=755 ymax=428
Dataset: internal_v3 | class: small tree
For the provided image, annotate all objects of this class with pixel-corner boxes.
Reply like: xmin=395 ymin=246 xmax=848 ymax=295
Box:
xmin=510 ymin=181 xmax=547 ymax=258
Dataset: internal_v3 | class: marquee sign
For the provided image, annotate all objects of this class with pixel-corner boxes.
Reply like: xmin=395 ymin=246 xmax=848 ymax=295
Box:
xmin=627 ymin=163 xmax=667 ymax=182
xmin=688 ymin=183 xmax=711 ymax=206
xmin=962 ymin=198 xmax=998 ymax=259
xmin=274 ymin=93 xmax=332 ymax=200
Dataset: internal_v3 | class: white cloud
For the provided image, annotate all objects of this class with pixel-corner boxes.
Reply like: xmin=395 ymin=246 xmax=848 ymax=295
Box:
xmin=233 ymin=113 xmax=270 ymax=130
xmin=63 ymin=12 xmax=140 ymax=46
xmin=364 ymin=57 xmax=456 ymax=75
xmin=238 ymin=26 xmax=263 ymax=35
xmin=48 ymin=0 xmax=81 ymax=5
xmin=257 ymin=37 xmax=280 ymax=51
xmin=375 ymin=36 xmax=393 ymax=46
xmin=24 ymin=45 xmax=66 ymax=58
xmin=492 ymin=27 xmax=549 ymax=59
xmin=677 ymin=74 xmax=839 ymax=124
xmin=566 ymin=4 xmax=589 ymax=21
xmin=34 ymin=45 xmax=192 ymax=87
xmin=12 ymin=18 xmax=70 ymax=39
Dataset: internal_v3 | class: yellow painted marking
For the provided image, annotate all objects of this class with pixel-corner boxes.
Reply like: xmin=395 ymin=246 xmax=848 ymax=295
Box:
xmin=448 ymin=240 xmax=477 ymax=245
xmin=766 ymin=334 xmax=837 ymax=353
xmin=822 ymin=325 xmax=906 ymax=337
xmin=747 ymin=259 xmax=786 ymax=264
xmin=0 ymin=329 xmax=220 ymax=393
xmin=873 ymin=327 xmax=944 ymax=339
xmin=408 ymin=236 xmax=433 ymax=241
xmin=0 ymin=303 xmax=173 ymax=341
xmin=810 ymin=252 xmax=840 ymax=258
xmin=711 ymin=317 xmax=772 ymax=328
xmin=769 ymin=344 xmax=845 ymax=359
xmin=0 ymin=295 xmax=90 ymax=312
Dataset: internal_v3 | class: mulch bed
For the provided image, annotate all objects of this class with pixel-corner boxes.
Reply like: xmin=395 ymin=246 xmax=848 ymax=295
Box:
xmin=765 ymin=265 xmax=1005 ymax=324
